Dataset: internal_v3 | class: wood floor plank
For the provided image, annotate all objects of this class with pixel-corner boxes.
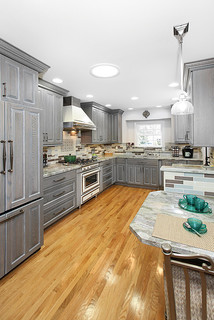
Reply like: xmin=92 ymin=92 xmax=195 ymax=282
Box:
xmin=0 ymin=185 xmax=165 ymax=320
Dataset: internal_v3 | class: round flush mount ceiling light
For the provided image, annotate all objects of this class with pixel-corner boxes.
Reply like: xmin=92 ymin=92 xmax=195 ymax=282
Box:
xmin=168 ymin=82 xmax=179 ymax=88
xmin=52 ymin=78 xmax=63 ymax=84
xmin=86 ymin=94 xmax=93 ymax=98
xmin=105 ymin=104 xmax=111 ymax=107
xmin=90 ymin=63 xmax=120 ymax=78
xmin=131 ymin=96 xmax=139 ymax=101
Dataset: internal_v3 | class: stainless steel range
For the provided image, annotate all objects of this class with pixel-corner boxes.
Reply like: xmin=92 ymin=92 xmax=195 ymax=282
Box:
xmin=76 ymin=160 xmax=100 ymax=206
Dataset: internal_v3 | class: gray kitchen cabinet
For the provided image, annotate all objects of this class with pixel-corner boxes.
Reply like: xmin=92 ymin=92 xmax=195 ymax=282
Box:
xmin=6 ymin=198 xmax=43 ymax=274
xmin=0 ymin=215 xmax=6 ymax=278
xmin=38 ymin=87 xmax=63 ymax=145
xmin=116 ymin=158 xmax=126 ymax=183
xmin=43 ymin=170 xmax=77 ymax=228
xmin=184 ymin=58 xmax=214 ymax=147
xmin=174 ymin=114 xmax=193 ymax=144
xmin=81 ymin=102 xmax=124 ymax=144
xmin=127 ymin=159 xmax=144 ymax=185
xmin=1 ymin=55 xmax=37 ymax=106
xmin=143 ymin=165 xmax=159 ymax=187
xmin=6 ymin=104 xmax=42 ymax=211
xmin=100 ymin=159 xmax=113 ymax=191
xmin=0 ymin=103 xmax=4 ymax=214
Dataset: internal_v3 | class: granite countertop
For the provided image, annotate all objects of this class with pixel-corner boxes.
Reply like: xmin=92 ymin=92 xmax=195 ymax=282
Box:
xmin=43 ymin=163 xmax=81 ymax=177
xmin=161 ymin=164 xmax=214 ymax=174
xmin=130 ymin=191 xmax=214 ymax=259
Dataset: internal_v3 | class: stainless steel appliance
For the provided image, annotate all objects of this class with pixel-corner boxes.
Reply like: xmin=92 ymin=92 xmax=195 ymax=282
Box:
xmin=171 ymin=146 xmax=180 ymax=157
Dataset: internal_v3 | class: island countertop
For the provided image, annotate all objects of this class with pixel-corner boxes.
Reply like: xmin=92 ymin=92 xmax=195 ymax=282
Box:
xmin=130 ymin=191 xmax=214 ymax=259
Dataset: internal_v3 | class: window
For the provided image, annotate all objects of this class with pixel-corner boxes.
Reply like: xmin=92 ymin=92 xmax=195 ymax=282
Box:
xmin=135 ymin=123 xmax=162 ymax=147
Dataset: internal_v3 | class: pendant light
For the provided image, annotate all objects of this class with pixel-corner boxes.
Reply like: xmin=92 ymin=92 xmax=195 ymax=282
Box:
xmin=171 ymin=23 xmax=194 ymax=115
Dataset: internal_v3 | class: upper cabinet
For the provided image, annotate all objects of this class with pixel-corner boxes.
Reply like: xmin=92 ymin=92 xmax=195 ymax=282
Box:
xmin=38 ymin=79 xmax=69 ymax=146
xmin=184 ymin=58 xmax=214 ymax=147
xmin=173 ymin=114 xmax=193 ymax=144
xmin=0 ymin=55 xmax=38 ymax=106
xmin=80 ymin=101 xmax=124 ymax=144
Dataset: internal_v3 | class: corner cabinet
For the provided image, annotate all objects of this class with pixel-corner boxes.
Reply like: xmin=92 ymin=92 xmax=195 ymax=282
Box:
xmin=184 ymin=58 xmax=214 ymax=147
xmin=80 ymin=102 xmax=124 ymax=144
xmin=38 ymin=87 xmax=63 ymax=145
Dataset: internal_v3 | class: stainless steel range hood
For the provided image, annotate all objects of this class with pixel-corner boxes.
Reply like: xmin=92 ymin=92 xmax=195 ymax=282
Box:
xmin=63 ymin=96 xmax=96 ymax=131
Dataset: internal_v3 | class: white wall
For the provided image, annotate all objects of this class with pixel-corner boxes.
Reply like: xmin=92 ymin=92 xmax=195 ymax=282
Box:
xmin=122 ymin=107 xmax=173 ymax=146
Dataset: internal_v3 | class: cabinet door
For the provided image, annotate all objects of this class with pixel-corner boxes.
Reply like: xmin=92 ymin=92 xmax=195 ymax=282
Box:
xmin=0 ymin=102 xmax=5 ymax=214
xmin=108 ymin=113 xmax=112 ymax=142
xmin=22 ymin=66 xmax=37 ymax=106
xmin=0 ymin=215 xmax=6 ymax=278
xmin=54 ymin=94 xmax=63 ymax=144
xmin=174 ymin=114 xmax=193 ymax=143
xmin=127 ymin=165 xmax=135 ymax=184
xmin=6 ymin=104 xmax=26 ymax=210
xmin=112 ymin=113 xmax=118 ymax=143
xmin=97 ymin=109 xmax=104 ymax=142
xmin=6 ymin=199 xmax=43 ymax=273
xmin=26 ymin=108 xmax=42 ymax=200
xmin=1 ymin=56 xmax=21 ymax=103
xmin=43 ymin=90 xmax=54 ymax=144
xmin=103 ymin=111 xmax=108 ymax=143
xmin=116 ymin=164 xmax=126 ymax=182
xmin=135 ymin=165 xmax=143 ymax=185
xmin=6 ymin=207 xmax=26 ymax=273
xmin=192 ymin=68 xmax=214 ymax=146
xmin=143 ymin=166 xmax=159 ymax=187
xmin=92 ymin=107 xmax=99 ymax=143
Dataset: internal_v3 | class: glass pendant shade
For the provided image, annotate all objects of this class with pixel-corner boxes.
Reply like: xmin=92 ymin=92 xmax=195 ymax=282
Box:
xmin=171 ymin=100 xmax=194 ymax=115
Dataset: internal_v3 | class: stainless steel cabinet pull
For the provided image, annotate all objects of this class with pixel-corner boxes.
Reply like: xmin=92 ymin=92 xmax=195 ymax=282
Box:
xmin=0 ymin=140 xmax=6 ymax=174
xmin=8 ymin=140 xmax=13 ymax=172
xmin=53 ymin=191 xmax=66 ymax=198
xmin=2 ymin=82 xmax=6 ymax=97
xmin=19 ymin=209 xmax=24 ymax=214
xmin=53 ymin=177 xmax=66 ymax=182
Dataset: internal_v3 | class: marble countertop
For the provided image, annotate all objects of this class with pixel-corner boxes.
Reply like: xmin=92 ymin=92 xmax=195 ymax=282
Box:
xmin=130 ymin=191 xmax=214 ymax=259
xmin=43 ymin=163 xmax=81 ymax=177
xmin=161 ymin=164 xmax=214 ymax=174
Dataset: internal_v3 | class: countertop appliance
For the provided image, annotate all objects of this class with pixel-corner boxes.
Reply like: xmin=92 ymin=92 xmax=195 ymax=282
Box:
xmin=182 ymin=146 xmax=194 ymax=158
xmin=171 ymin=146 xmax=180 ymax=157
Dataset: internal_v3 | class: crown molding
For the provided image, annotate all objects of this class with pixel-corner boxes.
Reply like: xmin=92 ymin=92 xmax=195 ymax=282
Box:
xmin=38 ymin=78 xmax=69 ymax=96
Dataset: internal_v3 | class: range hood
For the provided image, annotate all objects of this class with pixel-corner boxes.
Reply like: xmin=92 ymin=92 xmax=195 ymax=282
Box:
xmin=63 ymin=96 xmax=96 ymax=131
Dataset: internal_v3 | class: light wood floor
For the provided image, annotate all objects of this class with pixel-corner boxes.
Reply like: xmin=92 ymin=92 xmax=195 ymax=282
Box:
xmin=0 ymin=185 xmax=165 ymax=320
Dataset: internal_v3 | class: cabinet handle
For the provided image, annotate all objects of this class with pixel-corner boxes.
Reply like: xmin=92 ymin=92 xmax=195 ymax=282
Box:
xmin=54 ymin=208 xmax=66 ymax=216
xmin=53 ymin=177 xmax=66 ymax=182
xmin=20 ymin=209 xmax=24 ymax=214
xmin=53 ymin=191 xmax=66 ymax=198
xmin=8 ymin=140 xmax=13 ymax=172
xmin=0 ymin=140 xmax=6 ymax=174
xmin=2 ymin=82 xmax=6 ymax=97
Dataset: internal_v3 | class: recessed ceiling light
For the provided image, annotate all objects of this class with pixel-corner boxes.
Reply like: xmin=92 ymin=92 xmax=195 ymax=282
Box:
xmin=168 ymin=82 xmax=179 ymax=88
xmin=52 ymin=78 xmax=63 ymax=84
xmin=131 ymin=96 xmax=139 ymax=101
xmin=90 ymin=63 xmax=120 ymax=78
xmin=172 ymin=97 xmax=179 ymax=101
xmin=86 ymin=94 xmax=93 ymax=98
xmin=105 ymin=104 xmax=111 ymax=107
xmin=156 ymin=105 xmax=162 ymax=108
xmin=128 ymin=107 xmax=134 ymax=110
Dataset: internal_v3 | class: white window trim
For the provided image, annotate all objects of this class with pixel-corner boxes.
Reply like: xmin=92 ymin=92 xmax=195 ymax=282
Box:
xmin=134 ymin=121 xmax=163 ymax=148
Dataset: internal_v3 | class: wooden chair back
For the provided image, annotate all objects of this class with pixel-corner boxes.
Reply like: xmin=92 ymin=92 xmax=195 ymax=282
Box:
xmin=162 ymin=243 xmax=214 ymax=320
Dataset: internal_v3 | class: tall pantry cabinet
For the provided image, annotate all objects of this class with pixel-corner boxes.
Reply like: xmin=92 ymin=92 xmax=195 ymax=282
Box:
xmin=0 ymin=39 xmax=49 ymax=278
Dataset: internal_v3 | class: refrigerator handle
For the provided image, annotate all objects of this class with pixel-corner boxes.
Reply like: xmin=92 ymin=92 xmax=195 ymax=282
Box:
xmin=0 ymin=140 xmax=6 ymax=174
xmin=8 ymin=140 xmax=13 ymax=173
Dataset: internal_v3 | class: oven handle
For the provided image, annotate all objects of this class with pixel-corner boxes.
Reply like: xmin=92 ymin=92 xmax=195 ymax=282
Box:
xmin=81 ymin=168 xmax=100 ymax=178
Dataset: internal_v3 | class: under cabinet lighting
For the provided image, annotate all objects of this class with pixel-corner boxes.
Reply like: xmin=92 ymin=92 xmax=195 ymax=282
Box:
xmin=52 ymin=78 xmax=63 ymax=84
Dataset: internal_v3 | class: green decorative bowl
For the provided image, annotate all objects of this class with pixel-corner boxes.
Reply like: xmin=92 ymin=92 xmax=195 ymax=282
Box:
xmin=64 ymin=155 xmax=76 ymax=163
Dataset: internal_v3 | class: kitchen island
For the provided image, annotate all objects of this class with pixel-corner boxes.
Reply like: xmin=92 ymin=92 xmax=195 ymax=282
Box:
xmin=130 ymin=191 xmax=214 ymax=259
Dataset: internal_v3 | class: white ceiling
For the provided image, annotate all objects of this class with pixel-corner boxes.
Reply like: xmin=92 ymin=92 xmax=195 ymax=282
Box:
xmin=1 ymin=0 xmax=214 ymax=111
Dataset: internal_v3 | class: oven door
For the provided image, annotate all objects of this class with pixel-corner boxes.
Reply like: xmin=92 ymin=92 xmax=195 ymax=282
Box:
xmin=82 ymin=169 xmax=100 ymax=194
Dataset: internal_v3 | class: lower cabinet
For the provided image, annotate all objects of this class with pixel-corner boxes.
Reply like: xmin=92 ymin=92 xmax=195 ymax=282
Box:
xmin=116 ymin=159 xmax=127 ymax=183
xmin=5 ymin=198 xmax=43 ymax=275
xmin=43 ymin=170 xmax=77 ymax=228
xmin=0 ymin=215 xmax=6 ymax=278
xmin=143 ymin=165 xmax=159 ymax=187
xmin=127 ymin=164 xmax=143 ymax=185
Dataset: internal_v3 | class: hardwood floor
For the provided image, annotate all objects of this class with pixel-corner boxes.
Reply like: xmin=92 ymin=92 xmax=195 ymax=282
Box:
xmin=0 ymin=185 xmax=165 ymax=320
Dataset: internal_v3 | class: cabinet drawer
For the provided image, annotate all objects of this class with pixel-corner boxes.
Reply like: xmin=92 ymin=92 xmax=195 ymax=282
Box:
xmin=127 ymin=158 xmax=144 ymax=165
xmin=116 ymin=158 xmax=126 ymax=164
xmin=103 ymin=165 xmax=113 ymax=176
xmin=103 ymin=172 xmax=113 ymax=182
xmin=43 ymin=170 xmax=76 ymax=190
xmin=44 ymin=195 xmax=76 ymax=225
xmin=44 ymin=180 xmax=75 ymax=204
xmin=144 ymin=160 xmax=158 ymax=166
xmin=103 ymin=178 xmax=112 ymax=190
xmin=101 ymin=159 xmax=113 ymax=167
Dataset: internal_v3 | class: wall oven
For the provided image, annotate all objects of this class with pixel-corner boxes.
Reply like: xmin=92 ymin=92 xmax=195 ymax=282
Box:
xmin=80 ymin=163 xmax=100 ymax=204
